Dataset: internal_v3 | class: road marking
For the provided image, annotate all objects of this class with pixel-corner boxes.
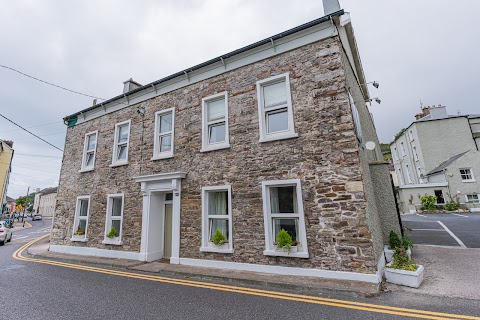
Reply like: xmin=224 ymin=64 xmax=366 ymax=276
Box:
xmin=416 ymin=213 xmax=428 ymax=217
xmin=437 ymin=221 xmax=467 ymax=248
xmin=411 ymin=229 xmax=446 ymax=232
xmin=450 ymin=213 xmax=469 ymax=218
xmin=14 ymin=236 xmax=29 ymax=239
xmin=12 ymin=235 xmax=480 ymax=320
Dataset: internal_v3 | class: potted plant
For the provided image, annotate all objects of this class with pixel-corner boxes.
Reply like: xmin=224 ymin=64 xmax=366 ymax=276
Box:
xmin=106 ymin=226 xmax=119 ymax=239
xmin=276 ymin=229 xmax=298 ymax=253
xmin=384 ymin=231 xmax=412 ymax=262
xmin=74 ymin=225 xmax=85 ymax=236
xmin=211 ymin=229 xmax=228 ymax=249
xmin=385 ymin=247 xmax=424 ymax=288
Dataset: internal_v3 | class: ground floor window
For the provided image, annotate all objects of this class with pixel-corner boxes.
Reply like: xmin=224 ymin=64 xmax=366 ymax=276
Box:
xmin=466 ymin=194 xmax=479 ymax=203
xmin=200 ymin=185 xmax=233 ymax=253
xmin=103 ymin=193 xmax=124 ymax=245
xmin=261 ymin=179 xmax=308 ymax=258
xmin=72 ymin=196 xmax=90 ymax=241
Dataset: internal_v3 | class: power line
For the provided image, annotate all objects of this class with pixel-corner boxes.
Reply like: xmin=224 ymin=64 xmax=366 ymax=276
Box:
xmin=0 ymin=64 xmax=106 ymax=101
xmin=0 ymin=113 xmax=63 ymax=152
xmin=0 ymin=121 xmax=63 ymax=134
xmin=14 ymin=153 xmax=62 ymax=159
xmin=13 ymin=131 xmax=66 ymax=141
xmin=11 ymin=172 xmax=59 ymax=182
xmin=13 ymin=164 xmax=60 ymax=175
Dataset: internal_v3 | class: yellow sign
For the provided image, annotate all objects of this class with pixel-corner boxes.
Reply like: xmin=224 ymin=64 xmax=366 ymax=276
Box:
xmin=16 ymin=204 xmax=22 ymax=211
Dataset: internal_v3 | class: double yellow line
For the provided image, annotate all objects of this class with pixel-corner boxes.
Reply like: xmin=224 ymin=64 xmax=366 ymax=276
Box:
xmin=13 ymin=235 xmax=479 ymax=320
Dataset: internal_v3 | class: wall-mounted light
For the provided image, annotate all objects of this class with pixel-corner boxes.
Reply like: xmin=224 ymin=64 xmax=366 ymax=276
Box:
xmin=367 ymin=97 xmax=381 ymax=104
xmin=361 ymin=81 xmax=380 ymax=89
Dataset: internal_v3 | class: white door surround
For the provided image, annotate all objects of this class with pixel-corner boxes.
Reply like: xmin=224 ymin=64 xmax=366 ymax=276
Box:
xmin=133 ymin=172 xmax=186 ymax=263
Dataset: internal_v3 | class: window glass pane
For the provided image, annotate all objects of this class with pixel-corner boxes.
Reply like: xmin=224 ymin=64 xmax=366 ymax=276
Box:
xmin=111 ymin=198 xmax=122 ymax=216
xmin=79 ymin=200 xmax=88 ymax=216
xmin=78 ymin=219 xmax=87 ymax=234
xmin=159 ymin=113 xmax=172 ymax=133
xmin=111 ymin=219 xmax=121 ymax=235
xmin=165 ymin=193 xmax=173 ymax=201
xmin=118 ymin=124 xmax=129 ymax=143
xmin=208 ymin=123 xmax=226 ymax=144
xmin=263 ymin=81 xmax=287 ymax=108
xmin=159 ymin=135 xmax=172 ymax=152
xmin=86 ymin=152 xmax=94 ymax=167
xmin=207 ymin=98 xmax=225 ymax=121
xmin=208 ymin=191 xmax=227 ymax=215
xmin=266 ymin=109 xmax=288 ymax=134
xmin=87 ymin=134 xmax=96 ymax=150
xmin=273 ymin=218 xmax=298 ymax=242
xmin=270 ymin=186 xmax=297 ymax=213
xmin=209 ymin=219 xmax=229 ymax=240
xmin=117 ymin=145 xmax=127 ymax=160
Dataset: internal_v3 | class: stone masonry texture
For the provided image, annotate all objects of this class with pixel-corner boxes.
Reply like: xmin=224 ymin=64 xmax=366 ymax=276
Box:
xmin=52 ymin=35 xmax=380 ymax=274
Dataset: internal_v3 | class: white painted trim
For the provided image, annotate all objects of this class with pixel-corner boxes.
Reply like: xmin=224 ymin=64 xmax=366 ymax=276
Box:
xmin=178 ymin=258 xmax=380 ymax=283
xmin=80 ymin=130 xmax=98 ymax=172
xmin=399 ymin=182 xmax=448 ymax=189
xmin=73 ymin=23 xmax=337 ymax=126
xmin=49 ymin=245 xmax=143 ymax=261
xmin=201 ymin=92 xmax=230 ymax=151
xmin=263 ymin=250 xmax=308 ymax=258
xmin=256 ymin=73 xmax=297 ymax=142
xmin=133 ymin=172 xmax=187 ymax=183
xmin=459 ymin=167 xmax=474 ymax=182
xmin=111 ymin=120 xmax=131 ymax=166
xmin=104 ymin=193 xmax=125 ymax=244
xmin=72 ymin=195 xmax=90 ymax=241
xmin=152 ymin=107 xmax=175 ymax=160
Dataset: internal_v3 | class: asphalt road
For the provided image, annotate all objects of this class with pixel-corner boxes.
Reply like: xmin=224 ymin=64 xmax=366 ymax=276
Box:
xmin=1 ymin=219 xmax=479 ymax=319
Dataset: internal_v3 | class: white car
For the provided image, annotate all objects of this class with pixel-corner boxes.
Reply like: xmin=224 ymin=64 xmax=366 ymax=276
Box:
xmin=32 ymin=213 xmax=43 ymax=221
xmin=0 ymin=221 xmax=13 ymax=245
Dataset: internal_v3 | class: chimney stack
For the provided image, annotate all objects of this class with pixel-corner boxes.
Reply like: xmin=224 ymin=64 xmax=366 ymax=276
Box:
xmin=415 ymin=113 xmax=424 ymax=120
xmin=123 ymin=78 xmax=142 ymax=93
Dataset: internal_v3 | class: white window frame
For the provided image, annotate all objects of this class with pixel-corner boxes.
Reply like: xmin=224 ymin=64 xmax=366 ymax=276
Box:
xmin=200 ymin=185 xmax=233 ymax=253
xmin=80 ymin=131 xmax=98 ymax=172
xmin=400 ymin=142 xmax=406 ymax=157
xmin=261 ymin=179 xmax=308 ymax=258
xmin=348 ymin=93 xmax=363 ymax=142
xmin=103 ymin=193 xmax=124 ymax=245
xmin=201 ymin=92 xmax=230 ymax=152
xmin=465 ymin=194 xmax=480 ymax=203
xmin=409 ymin=129 xmax=414 ymax=141
xmin=460 ymin=168 xmax=475 ymax=182
xmin=416 ymin=166 xmax=423 ymax=182
xmin=398 ymin=168 xmax=405 ymax=185
xmin=152 ymin=108 xmax=175 ymax=160
xmin=71 ymin=195 xmax=90 ymax=242
xmin=405 ymin=164 xmax=413 ymax=184
xmin=256 ymin=73 xmax=298 ymax=143
xmin=111 ymin=120 xmax=131 ymax=167
xmin=412 ymin=145 xmax=419 ymax=162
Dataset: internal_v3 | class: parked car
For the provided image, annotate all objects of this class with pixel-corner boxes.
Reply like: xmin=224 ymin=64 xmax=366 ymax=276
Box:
xmin=32 ymin=213 xmax=42 ymax=221
xmin=0 ymin=220 xmax=13 ymax=245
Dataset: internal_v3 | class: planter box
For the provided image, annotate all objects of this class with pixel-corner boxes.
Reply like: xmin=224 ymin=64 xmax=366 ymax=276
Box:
xmin=385 ymin=262 xmax=424 ymax=288
xmin=276 ymin=245 xmax=298 ymax=254
xmin=384 ymin=245 xmax=411 ymax=263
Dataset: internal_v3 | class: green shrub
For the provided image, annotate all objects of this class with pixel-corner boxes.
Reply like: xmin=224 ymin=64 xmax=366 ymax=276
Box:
xmin=276 ymin=229 xmax=293 ymax=252
xmin=74 ymin=225 xmax=85 ymax=236
xmin=388 ymin=247 xmax=417 ymax=272
xmin=388 ymin=231 xmax=402 ymax=249
xmin=445 ymin=200 xmax=459 ymax=211
xmin=212 ymin=229 xmax=226 ymax=245
xmin=402 ymin=235 xmax=413 ymax=250
xmin=106 ymin=226 xmax=119 ymax=238
xmin=420 ymin=194 xmax=437 ymax=211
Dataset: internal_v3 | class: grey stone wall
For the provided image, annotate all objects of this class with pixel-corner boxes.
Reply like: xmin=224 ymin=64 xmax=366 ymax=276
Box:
xmin=52 ymin=36 xmax=379 ymax=273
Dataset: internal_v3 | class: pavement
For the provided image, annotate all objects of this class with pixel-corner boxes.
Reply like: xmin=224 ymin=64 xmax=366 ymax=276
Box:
xmin=26 ymin=236 xmax=380 ymax=298
xmin=12 ymin=220 xmax=33 ymax=231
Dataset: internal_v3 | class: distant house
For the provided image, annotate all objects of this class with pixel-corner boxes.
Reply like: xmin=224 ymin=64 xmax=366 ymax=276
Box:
xmin=5 ymin=196 xmax=15 ymax=213
xmin=34 ymin=187 xmax=58 ymax=217
xmin=390 ymin=105 xmax=480 ymax=212
xmin=0 ymin=139 xmax=14 ymax=214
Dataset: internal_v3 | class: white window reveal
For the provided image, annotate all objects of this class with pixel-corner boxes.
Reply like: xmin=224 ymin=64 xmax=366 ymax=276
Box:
xmin=409 ymin=129 xmax=414 ymax=141
xmin=466 ymin=194 xmax=479 ymax=203
xmin=398 ymin=168 xmax=405 ymax=185
xmin=393 ymin=147 xmax=398 ymax=161
xmin=400 ymin=142 xmax=406 ymax=157
xmin=405 ymin=164 xmax=413 ymax=184
xmin=201 ymin=92 xmax=230 ymax=152
xmin=103 ymin=193 xmax=124 ymax=245
xmin=153 ymin=108 xmax=175 ymax=159
xmin=111 ymin=120 xmax=131 ymax=166
xmin=262 ymin=179 xmax=308 ymax=258
xmin=256 ymin=73 xmax=297 ymax=142
xmin=71 ymin=196 xmax=90 ymax=242
xmin=416 ymin=166 xmax=423 ymax=183
xmin=460 ymin=168 xmax=474 ymax=182
xmin=348 ymin=93 xmax=363 ymax=142
xmin=200 ymin=185 xmax=233 ymax=253
xmin=412 ymin=145 xmax=419 ymax=161
xmin=80 ymin=131 xmax=98 ymax=172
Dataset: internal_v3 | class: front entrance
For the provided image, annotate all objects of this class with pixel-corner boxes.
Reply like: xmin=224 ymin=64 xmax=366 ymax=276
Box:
xmin=163 ymin=202 xmax=173 ymax=259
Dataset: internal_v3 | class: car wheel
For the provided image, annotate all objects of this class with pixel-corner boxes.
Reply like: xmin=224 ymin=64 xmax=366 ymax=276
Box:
xmin=0 ymin=240 xmax=4 ymax=246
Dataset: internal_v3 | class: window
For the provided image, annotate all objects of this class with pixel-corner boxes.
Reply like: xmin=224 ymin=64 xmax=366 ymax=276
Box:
xmin=393 ymin=147 xmax=398 ymax=161
xmin=400 ymin=142 xmax=406 ymax=157
xmin=348 ymin=93 xmax=363 ymax=142
xmin=103 ymin=193 xmax=124 ymax=245
xmin=256 ymin=73 xmax=297 ymax=142
xmin=201 ymin=185 xmax=233 ymax=253
xmin=409 ymin=129 xmax=414 ymax=141
xmin=405 ymin=164 xmax=412 ymax=184
xmin=416 ymin=166 xmax=423 ymax=182
xmin=397 ymin=168 xmax=404 ymax=185
xmin=460 ymin=168 xmax=474 ymax=182
xmin=71 ymin=196 xmax=90 ymax=241
xmin=201 ymin=92 xmax=230 ymax=152
xmin=111 ymin=120 xmax=131 ymax=166
xmin=153 ymin=108 xmax=175 ymax=159
xmin=466 ymin=194 xmax=479 ymax=203
xmin=80 ymin=131 xmax=98 ymax=172
xmin=412 ymin=145 xmax=419 ymax=161
xmin=262 ymin=179 xmax=308 ymax=258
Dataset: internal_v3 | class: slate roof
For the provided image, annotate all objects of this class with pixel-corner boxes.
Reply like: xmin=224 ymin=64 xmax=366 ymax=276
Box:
xmin=426 ymin=150 xmax=470 ymax=176
xmin=38 ymin=187 xmax=58 ymax=195
xmin=6 ymin=196 xmax=15 ymax=202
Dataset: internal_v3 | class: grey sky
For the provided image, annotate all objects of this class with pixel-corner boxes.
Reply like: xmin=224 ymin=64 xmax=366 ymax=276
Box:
xmin=1 ymin=0 xmax=479 ymax=198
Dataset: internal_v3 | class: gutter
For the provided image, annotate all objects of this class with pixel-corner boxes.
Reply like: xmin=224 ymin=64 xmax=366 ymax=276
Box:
xmin=63 ymin=10 xmax=345 ymax=123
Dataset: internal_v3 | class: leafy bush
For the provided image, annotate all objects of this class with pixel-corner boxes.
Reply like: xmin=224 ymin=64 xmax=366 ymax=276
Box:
xmin=402 ymin=235 xmax=413 ymax=250
xmin=212 ymin=229 xmax=226 ymax=245
xmin=389 ymin=247 xmax=417 ymax=272
xmin=388 ymin=231 xmax=402 ymax=249
xmin=445 ymin=193 xmax=460 ymax=211
xmin=276 ymin=229 xmax=293 ymax=252
xmin=106 ymin=226 xmax=119 ymax=238
xmin=420 ymin=194 xmax=436 ymax=211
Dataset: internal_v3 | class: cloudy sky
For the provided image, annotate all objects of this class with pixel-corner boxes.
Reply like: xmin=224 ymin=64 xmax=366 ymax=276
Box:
xmin=1 ymin=0 xmax=479 ymax=199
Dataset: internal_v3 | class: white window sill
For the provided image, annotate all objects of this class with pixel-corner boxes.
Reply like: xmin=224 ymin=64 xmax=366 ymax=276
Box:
xmin=462 ymin=180 xmax=476 ymax=183
xmin=102 ymin=239 xmax=123 ymax=245
xmin=109 ymin=162 xmax=128 ymax=168
xmin=151 ymin=154 xmax=174 ymax=161
xmin=259 ymin=132 xmax=298 ymax=143
xmin=263 ymin=250 xmax=309 ymax=258
xmin=78 ymin=167 xmax=94 ymax=173
xmin=70 ymin=237 xmax=88 ymax=242
xmin=200 ymin=144 xmax=231 ymax=153
xmin=200 ymin=246 xmax=234 ymax=254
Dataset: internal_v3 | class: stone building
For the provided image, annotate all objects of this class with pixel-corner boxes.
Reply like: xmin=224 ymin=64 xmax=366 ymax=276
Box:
xmin=0 ymin=139 xmax=14 ymax=214
xmin=51 ymin=1 xmax=399 ymax=285
xmin=34 ymin=187 xmax=58 ymax=217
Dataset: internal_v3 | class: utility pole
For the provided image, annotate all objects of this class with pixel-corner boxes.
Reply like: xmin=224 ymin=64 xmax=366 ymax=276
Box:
xmin=21 ymin=186 xmax=30 ymax=227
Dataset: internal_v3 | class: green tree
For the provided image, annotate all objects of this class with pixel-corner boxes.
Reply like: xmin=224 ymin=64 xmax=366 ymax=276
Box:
xmin=16 ymin=195 xmax=31 ymax=207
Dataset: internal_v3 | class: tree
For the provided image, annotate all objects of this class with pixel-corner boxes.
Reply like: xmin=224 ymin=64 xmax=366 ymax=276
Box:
xmin=16 ymin=196 xmax=31 ymax=208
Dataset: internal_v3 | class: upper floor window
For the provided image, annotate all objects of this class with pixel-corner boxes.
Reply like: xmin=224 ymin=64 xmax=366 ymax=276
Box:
xmin=71 ymin=196 xmax=90 ymax=242
xmin=256 ymin=73 xmax=297 ymax=142
xmin=409 ymin=129 xmax=414 ymax=141
xmin=412 ymin=145 xmax=419 ymax=161
xmin=393 ymin=147 xmax=398 ymax=161
xmin=400 ymin=142 xmax=406 ymax=157
xmin=405 ymin=164 xmax=413 ymax=184
xmin=201 ymin=92 xmax=230 ymax=152
xmin=348 ymin=93 xmax=363 ymax=142
xmin=103 ymin=193 xmax=124 ymax=245
xmin=111 ymin=120 xmax=131 ymax=166
xmin=398 ymin=168 xmax=405 ymax=185
xmin=153 ymin=108 xmax=175 ymax=160
xmin=460 ymin=168 xmax=474 ymax=182
xmin=80 ymin=131 xmax=98 ymax=172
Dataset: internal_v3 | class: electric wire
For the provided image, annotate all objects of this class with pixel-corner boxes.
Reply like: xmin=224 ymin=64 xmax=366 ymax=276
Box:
xmin=0 ymin=121 xmax=63 ymax=134
xmin=11 ymin=172 xmax=59 ymax=182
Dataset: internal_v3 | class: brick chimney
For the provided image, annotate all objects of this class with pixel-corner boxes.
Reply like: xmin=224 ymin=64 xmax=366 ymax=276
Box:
xmin=422 ymin=106 xmax=430 ymax=116
xmin=415 ymin=113 xmax=424 ymax=120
